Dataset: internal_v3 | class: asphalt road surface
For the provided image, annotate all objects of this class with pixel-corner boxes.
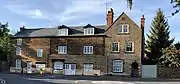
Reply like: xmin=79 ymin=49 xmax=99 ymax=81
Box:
xmin=1 ymin=73 xmax=180 ymax=84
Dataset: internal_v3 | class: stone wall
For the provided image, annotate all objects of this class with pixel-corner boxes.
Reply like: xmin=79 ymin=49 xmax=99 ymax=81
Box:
xmin=158 ymin=65 xmax=180 ymax=78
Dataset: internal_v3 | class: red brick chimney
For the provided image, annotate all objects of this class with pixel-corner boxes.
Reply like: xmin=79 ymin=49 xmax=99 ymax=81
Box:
xmin=106 ymin=8 xmax=114 ymax=28
xmin=141 ymin=15 xmax=145 ymax=28
xmin=20 ymin=26 xmax=25 ymax=31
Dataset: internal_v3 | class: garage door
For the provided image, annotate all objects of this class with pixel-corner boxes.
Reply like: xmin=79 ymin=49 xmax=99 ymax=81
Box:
xmin=64 ymin=64 xmax=76 ymax=75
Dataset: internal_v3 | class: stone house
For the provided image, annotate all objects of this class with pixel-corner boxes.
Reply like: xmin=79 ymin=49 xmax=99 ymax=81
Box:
xmin=10 ymin=8 xmax=145 ymax=76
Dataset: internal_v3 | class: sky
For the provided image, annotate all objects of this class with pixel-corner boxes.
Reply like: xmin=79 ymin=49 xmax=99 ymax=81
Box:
xmin=0 ymin=0 xmax=180 ymax=42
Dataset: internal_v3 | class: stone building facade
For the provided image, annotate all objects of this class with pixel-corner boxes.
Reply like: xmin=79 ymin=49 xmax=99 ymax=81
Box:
xmin=10 ymin=8 xmax=144 ymax=76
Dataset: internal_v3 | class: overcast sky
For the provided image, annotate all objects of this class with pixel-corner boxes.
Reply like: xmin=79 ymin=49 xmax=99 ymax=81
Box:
xmin=0 ymin=0 xmax=180 ymax=42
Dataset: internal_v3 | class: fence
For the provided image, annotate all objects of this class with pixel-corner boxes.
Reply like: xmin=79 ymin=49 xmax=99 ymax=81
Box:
xmin=142 ymin=65 xmax=157 ymax=78
xmin=0 ymin=61 xmax=9 ymax=72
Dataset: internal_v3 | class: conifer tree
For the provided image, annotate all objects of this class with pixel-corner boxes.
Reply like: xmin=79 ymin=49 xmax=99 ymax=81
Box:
xmin=145 ymin=9 xmax=174 ymax=64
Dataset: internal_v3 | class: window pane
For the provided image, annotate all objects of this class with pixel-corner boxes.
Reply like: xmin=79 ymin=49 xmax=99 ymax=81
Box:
xmin=124 ymin=25 xmax=128 ymax=33
xmin=16 ymin=47 xmax=21 ymax=55
xmin=84 ymin=64 xmax=93 ymax=72
xmin=126 ymin=41 xmax=133 ymax=52
xmin=37 ymin=49 xmax=43 ymax=57
xmin=113 ymin=60 xmax=123 ymax=72
xmin=84 ymin=28 xmax=94 ymax=35
xmin=118 ymin=25 xmax=123 ymax=33
xmin=58 ymin=46 xmax=67 ymax=54
xmin=17 ymin=39 xmax=22 ymax=45
xmin=112 ymin=43 xmax=119 ymax=51
xmin=84 ymin=46 xmax=93 ymax=54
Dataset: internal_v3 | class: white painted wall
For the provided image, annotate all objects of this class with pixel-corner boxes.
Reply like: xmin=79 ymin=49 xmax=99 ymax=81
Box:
xmin=142 ymin=65 xmax=157 ymax=78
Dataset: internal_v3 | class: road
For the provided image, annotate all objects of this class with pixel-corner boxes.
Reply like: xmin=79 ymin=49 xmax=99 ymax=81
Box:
xmin=1 ymin=73 xmax=180 ymax=84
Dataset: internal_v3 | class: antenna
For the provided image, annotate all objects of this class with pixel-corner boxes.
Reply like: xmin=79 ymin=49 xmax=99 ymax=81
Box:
xmin=105 ymin=0 xmax=112 ymax=14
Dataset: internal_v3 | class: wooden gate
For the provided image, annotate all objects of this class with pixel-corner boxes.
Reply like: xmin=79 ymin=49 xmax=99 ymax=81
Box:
xmin=0 ymin=61 xmax=9 ymax=72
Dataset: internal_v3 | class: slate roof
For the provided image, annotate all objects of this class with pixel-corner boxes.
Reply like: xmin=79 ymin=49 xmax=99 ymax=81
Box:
xmin=14 ymin=24 xmax=106 ymax=37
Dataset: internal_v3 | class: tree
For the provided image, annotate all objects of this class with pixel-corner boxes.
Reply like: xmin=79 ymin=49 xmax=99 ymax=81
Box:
xmin=174 ymin=41 xmax=180 ymax=50
xmin=0 ymin=22 xmax=14 ymax=61
xmin=160 ymin=46 xmax=180 ymax=67
xmin=145 ymin=9 xmax=174 ymax=64
xmin=126 ymin=0 xmax=180 ymax=16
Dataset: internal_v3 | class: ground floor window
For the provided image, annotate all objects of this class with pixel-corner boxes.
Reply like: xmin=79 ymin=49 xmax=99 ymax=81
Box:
xmin=35 ymin=64 xmax=46 ymax=70
xmin=84 ymin=64 xmax=93 ymax=72
xmin=15 ymin=59 xmax=21 ymax=69
xmin=113 ymin=60 xmax=123 ymax=72
xmin=54 ymin=61 xmax=63 ymax=70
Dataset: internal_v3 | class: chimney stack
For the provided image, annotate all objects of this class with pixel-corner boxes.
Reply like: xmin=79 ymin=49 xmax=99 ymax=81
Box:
xmin=141 ymin=15 xmax=145 ymax=65
xmin=107 ymin=8 xmax=114 ymax=28
xmin=20 ymin=26 xmax=25 ymax=31
xmin=141 ymin=15 xmax=145 ymax=28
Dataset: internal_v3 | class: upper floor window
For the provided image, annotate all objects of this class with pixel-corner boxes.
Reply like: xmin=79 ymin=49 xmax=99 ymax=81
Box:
xmin=58 ymin=29 xmax=68 ymax=36
xmin=37 ymin=48 xmax=43 ymax=57
xmin=16 ymin=47 xmax=21 ymax=55
xmin=118 ymin=24 xmax=129 ymax=33
xmin=125 ymin=41 xmax=134 ymax=52
xmin=17 ymin=38 xmax=22 ymax=45
xmin=84 ymin=28 xmax=94 ymax=35
xmin=112 ymin=42 xmax=119 ymax=52
xmin=58 ymin=46 xmax=67 ymax=54
xmin=83 ymin=46 xmax=93 ymax=54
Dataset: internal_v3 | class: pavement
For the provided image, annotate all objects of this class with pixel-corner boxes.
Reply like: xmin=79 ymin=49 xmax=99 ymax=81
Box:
xmin=1 ymin=73 xmax=180 ymax=84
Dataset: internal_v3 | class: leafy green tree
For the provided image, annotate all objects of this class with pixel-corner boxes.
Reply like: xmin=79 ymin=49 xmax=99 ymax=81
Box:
xmin=160 ymin=46 xmax=180 ymax=67
xmin=126 ymin=0 xmax=180 ymax=16
xmin=145 ymin=9 xmax=174 ymax=64
xmin=0 ymin=22 xmax=14 ymax=61
xmin=174 ymin=41 xmax=180 ymax=50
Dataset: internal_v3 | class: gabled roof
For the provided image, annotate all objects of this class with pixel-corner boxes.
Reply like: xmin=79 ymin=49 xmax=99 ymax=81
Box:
xmin=83 ymin=24 xmax=96 ymax=28
xmin=106 ymin=12 xmax=140 ymax=31
xmin=14 ymin=25 xmax=106 ymax=38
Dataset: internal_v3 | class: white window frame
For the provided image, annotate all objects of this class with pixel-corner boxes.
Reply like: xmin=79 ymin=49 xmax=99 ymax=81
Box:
xmin=35 ymin=64 xmax=46 ymax=70
xmin=16 ymin=59 xmax=21 ymax=69
xmin=83 ymin=46 xmax=93 ymax=54
xmin=84 ymin=28 xmax=94 ymax=35
xmin=37 ymin=48 xmax=43 ymax=57
xmin=17 ymin=38 xmax=22 ymax=45
xmin=16 ymin=47 xmax=21 ymax=55
xmin=118 ymin=24 xmax=129 ymax=33
xmin=58 ymin=46 xmax=67 ymax=54
xmin=58 ymin=29 xmax=68 ymax=36
xmin=125 ymin=41 xmax=134 ymax=52
xmin=112 ymin=42 xmax=120 ymax=52
xmin=54 ymin=62 xmax=64 ymax=70
xmin=84 ymin=64 xmax=93 ymax=72
xmin=113 ymin=60 xmax=123 ymax=72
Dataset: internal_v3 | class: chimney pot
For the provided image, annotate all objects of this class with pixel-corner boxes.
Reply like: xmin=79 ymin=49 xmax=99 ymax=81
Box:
xmin=20 ymin=26 xmax=25 ymax=31
xmin=141 ymin=15 xmax=145 ymax=28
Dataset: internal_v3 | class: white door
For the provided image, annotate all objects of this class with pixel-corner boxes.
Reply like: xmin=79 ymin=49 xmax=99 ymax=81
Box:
xmin=27 ymin=62 xmax=32 ymax=73
xmin=64 ymin=64 xmax=76 ymax=75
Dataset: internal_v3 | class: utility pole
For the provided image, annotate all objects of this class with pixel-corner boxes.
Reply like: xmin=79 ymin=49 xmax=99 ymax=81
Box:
xmin=105 ymin=0 xmax=112 ymax=75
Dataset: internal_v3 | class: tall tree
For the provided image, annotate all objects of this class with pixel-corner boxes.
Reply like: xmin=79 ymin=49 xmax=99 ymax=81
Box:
xmin=145 ymin=9 xmax=174 ymax=64
xmin=174 ymin=41 xmax=180 ymax=50
xmin=126 ymin=0 xmax=180 ymax=16
xmin=0 ymin=22 xmax=14 ymax=61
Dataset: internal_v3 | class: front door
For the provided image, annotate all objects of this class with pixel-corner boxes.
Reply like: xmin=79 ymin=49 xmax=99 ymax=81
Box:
xmin=64 ymin=64 xmax=76 ymax=75
xmin=27 ymin=62 xmax=32 ymax=73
